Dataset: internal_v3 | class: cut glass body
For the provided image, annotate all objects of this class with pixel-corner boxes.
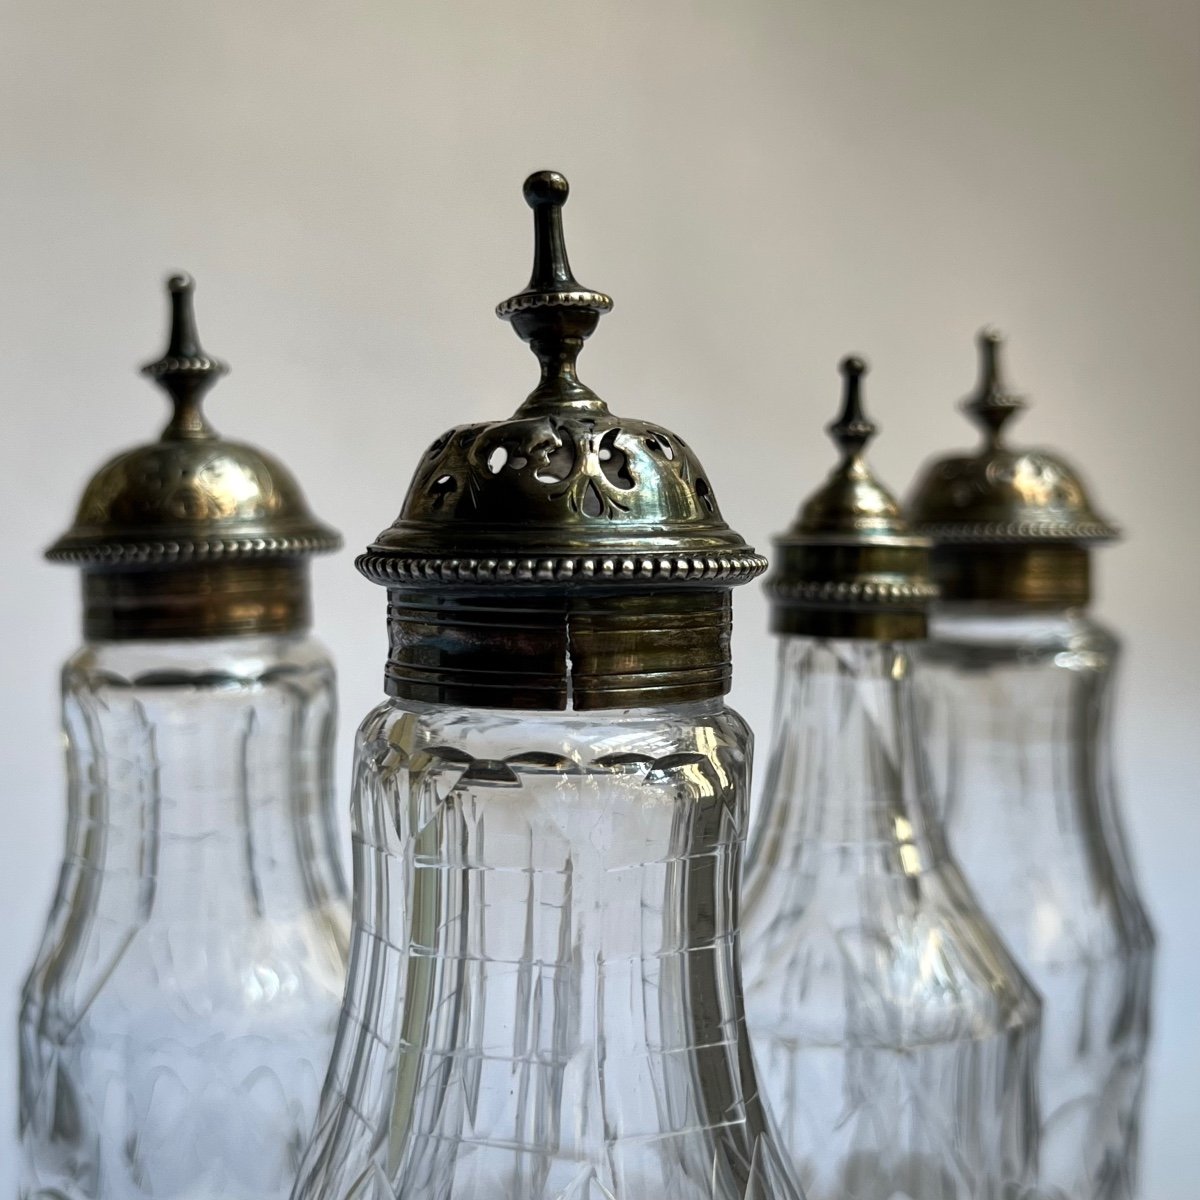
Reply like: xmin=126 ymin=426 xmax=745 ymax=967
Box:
xmin=742 ymin=638 xmax=1041 ymax=1200
xmin=919 ymin=610 xmax=1155 ymax=1200
xmin=293 ymin=696 xmax=800 ymax=1200
xmin=19 ymin=634 xmax=350 ymax=1200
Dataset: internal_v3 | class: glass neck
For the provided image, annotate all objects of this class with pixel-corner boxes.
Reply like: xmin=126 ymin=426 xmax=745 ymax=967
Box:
xmin=61 ymin=633 xmax=342 ymax=925
xmin=747 ymin=637 xmax=944 ymax=882
xmin=921 ymin=608 xmax=1128 ymax=899
xmin=925 ymin=608 xmax=1114 ymax=799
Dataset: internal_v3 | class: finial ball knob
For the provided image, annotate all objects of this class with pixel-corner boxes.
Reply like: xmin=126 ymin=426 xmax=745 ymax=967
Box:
xmin=523 ymin=170 xmax=569 ymax=209
xmin=840 ymin=355 xmax=868 ymax=379
xmin=167 ymin=272 xmax=194 ymax=295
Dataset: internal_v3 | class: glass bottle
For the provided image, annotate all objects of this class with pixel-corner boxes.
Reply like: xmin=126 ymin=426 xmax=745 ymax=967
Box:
xmin=909 ymin=330 xmax=1155 ymax=1200
xmin=21 ymin=276 xmax=350 ymax=1200
xmin=741 ymin=358 xmax=1042 ymax=1200
xmin=293 ymin=171 xmax=801 ymax=1200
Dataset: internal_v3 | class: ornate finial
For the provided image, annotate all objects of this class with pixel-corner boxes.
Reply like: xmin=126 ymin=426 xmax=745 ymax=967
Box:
xmin=496 ymin=171 xmax=614 ymax=414
xmin=828 ymin=355 xmax=877 ymax=460
xmin=140 ymin=273 xmax=230 ymax=440
xmin=772 ymin=354 xmax=934 ymax=639
xmin=963 ymin=327 xmax=1026 ymax=447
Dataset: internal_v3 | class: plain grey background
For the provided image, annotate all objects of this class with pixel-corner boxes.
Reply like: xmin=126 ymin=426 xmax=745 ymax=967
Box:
xmin=1 ymin=1 xmax=1196 ymax=1193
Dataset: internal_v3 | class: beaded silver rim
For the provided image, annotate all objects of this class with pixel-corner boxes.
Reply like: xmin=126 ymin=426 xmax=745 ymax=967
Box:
xmin=357 ymin=550 xmax=768 ymax=587
xmin=47 ymin=531 xmax=342 ymax=566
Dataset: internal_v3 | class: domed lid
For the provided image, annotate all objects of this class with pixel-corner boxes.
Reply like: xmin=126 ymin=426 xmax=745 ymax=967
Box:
xmin=768 ymin=357 xmax=936 ymax=640
xmin=47 ymin=274 xmax=340 ymax=569
xmin=357 ymin=171 xmax=765 ymax=592
xmin=907 ymin=329 xmax=1119 ymax=545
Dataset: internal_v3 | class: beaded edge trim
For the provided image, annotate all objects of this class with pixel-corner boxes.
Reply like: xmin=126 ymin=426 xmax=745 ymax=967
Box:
xmin=357 ymin=550 xmax=768 ymax=586
xmin=768 ymin=578 xmax=940 ymax=607
xmin=46 ymin=532 xmax=342 ymax=565
xmin=914 ymin=520 xmax=1119 ymax=543
xmin=141 ymin=354 xmax=230 ymax=377
xmin=495 ymin=289 xmax=614 ymax=318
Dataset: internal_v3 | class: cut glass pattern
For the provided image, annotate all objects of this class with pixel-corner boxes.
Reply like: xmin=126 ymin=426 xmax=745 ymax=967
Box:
xmin=919 ymin=611 xmax=1155 ymax=1200
xmin=742 ymin=638 xmax=1041 ymax=1200
xmin=293 ymin=698 xmax=801 ymax=1200
xmin=20 ymin=635 xmax=350 ymax=1200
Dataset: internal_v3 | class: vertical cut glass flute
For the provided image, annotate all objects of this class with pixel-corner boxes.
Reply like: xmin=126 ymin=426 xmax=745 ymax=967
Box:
xmin=293 ymin=696 xmax=799 ymax=1200
xmin=742 ymin=637 xmax=1041 ymax=1200
xmin=920 ymin=609 xmax=1155 ymax=1200
xmin=20 ymin=634 xmax=350 ymax=1200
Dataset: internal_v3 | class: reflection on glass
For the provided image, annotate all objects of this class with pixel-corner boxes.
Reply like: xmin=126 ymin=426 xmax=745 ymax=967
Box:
xmin=293 ymin=698 xmax=802 ymax=1200
xmin=19 ymin=635 xmax=350 ymax=1200
xmin=742 ymin=637 xmax=1041 ymax=1200
xmin=920 ymin=610 xmax=1155 ymax=1200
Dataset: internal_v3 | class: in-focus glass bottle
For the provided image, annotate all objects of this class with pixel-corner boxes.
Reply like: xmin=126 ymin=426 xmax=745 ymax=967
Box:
xmin=909 ymin=330 xmax=1155 ymax=1200
xmin=741 ymin=357 xmax=1042 ymax=1200
xmin=20 ymin=275 xmax=350 ymax=1200
xmin=293 ymin=171 xmax=802 ymax=1200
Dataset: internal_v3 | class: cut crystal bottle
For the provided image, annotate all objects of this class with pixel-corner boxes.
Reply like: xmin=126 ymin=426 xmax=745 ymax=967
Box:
xmin=21 ymin=276 xmax=349 ymax=1200
xmin=910 ymin=331 xmax=1155 ymax=1200
xmin=293 ymin=172 xmax=801 ymax=1200
xmin=741 ymin=358 xmax=1042 ymax=1200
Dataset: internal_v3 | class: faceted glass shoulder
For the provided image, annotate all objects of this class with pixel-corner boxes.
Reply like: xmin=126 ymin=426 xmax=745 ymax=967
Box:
xmin=20 ymin=633 xmax=349 ymax=1200
xmin=917 ymin=608 xmax=1152 ymax=958
xmin=295 ymin=697 xmax=804 ymax=1200
xmin=740 ymin=638 xmax=1040 ymax=1200
xmin=917 ymin=609 xmax=1155 ymax=1199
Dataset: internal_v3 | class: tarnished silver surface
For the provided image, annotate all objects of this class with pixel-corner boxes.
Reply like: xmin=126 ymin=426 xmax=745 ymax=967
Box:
xmin=46 ymin=275 xmax=339 ymax=638
xmin=768 ymin=356 xmax=935 ymax=640
xmin=908 ymin=329 xmax=1117 ymax=606
xmin=359 ymin=171 xmax=765 ymax=707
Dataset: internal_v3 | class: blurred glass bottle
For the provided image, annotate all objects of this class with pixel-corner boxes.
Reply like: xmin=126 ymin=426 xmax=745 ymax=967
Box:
xmin=20 ymin=276 xmax=350 ymax=1200
xmin=909 ymin=330 xmax=1155 ymax=1200
xmin=741 ymin=358 xmax=1041 ymax=1200
xmin=292 ymin=172 xmax=801 ymax=1200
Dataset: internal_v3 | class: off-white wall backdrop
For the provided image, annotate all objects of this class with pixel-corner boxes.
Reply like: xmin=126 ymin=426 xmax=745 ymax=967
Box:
xmin=1 ymin=1 xmax=1196 ymax=1193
